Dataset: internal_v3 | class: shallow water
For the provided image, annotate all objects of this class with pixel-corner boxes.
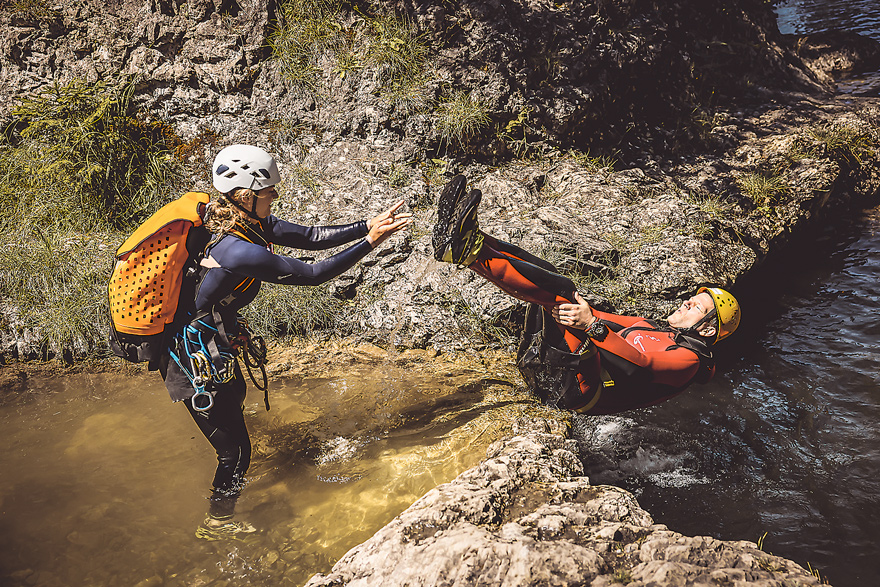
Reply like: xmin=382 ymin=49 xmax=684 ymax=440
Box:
xmin=577 ymin=205 xmax=880 ymax=586
xmin=0 ymin=361 xmax=539 ymax=586
xmin=776 ymin=0 xmax=880 ymax=96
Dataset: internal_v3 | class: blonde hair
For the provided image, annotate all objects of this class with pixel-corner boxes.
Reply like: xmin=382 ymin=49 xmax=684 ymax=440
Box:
xmin=205 ymin=188 xmax=256 ymax=235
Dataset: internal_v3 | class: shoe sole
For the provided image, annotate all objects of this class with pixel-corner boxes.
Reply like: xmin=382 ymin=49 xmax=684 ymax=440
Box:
xmin=432 ymin=175 xmax=468 ymax=260
xmin=449 ymin=189 xmax=482 ymax=264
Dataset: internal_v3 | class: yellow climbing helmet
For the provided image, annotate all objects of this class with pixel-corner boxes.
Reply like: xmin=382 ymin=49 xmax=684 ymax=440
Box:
xmin=697 ymin=286 xmax=741 ymax=343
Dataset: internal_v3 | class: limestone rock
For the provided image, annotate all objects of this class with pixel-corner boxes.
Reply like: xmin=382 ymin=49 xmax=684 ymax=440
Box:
xmin=305 ymin=417 xmax=822 ymax=587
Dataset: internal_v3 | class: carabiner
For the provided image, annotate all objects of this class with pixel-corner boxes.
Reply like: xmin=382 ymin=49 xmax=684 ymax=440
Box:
xmin=191 ymin=389 xmax=214 ymax=412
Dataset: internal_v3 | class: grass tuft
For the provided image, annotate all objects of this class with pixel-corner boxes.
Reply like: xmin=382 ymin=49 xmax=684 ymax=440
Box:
xmin=0 ymin=228 xmax=115 ymax=360
xmin=807 ymin=123 xmax=877 ymax=165
xmin=435 ymin=90 xmax=491 ymax=148
xmin=270 ymin=0 xmax=430 ymax=105
xmin=736 ymin=172 xmax=789 ymax=215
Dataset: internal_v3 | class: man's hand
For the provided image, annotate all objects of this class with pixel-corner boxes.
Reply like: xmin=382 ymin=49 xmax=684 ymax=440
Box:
xmin=551 ymin=292 xmax=596 ymax=330
xmin=366 ymin=200 xmax=413 ymax=247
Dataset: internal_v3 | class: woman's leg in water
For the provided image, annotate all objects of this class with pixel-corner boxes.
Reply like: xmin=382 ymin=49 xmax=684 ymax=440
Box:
xmin=468 ymin=233 xmax=601 ymax=402
xmin=162 ymin=359 xmax=252 ymax=522
xmin=184 ymin=367 xmax=251 ymax=521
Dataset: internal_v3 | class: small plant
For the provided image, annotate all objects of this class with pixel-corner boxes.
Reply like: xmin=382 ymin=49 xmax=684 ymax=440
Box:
xmin=756 ymin=531 xmax=768 ymax=550
xmin=756 ymin=557 xmax=785 ymax=573
xmin=688 ymin=192 xmax=730 ymax=219
xmin=736 ymin=172 xmax=789 ymax=215
xmin=365 ymin=12 xmax=428 ymax=85
xmin=498 ymin=107 xmax=536 ymax=157
xmin=567 ymin=149 xmax=616 ymax=173
xmin=611 ymin=567 xmax=632 ymax=584
xmin=269 ymin=0 xmax=341 ymax=95
xmin=422 ymin=158 xmax=451 ymax=187
xmin=382 ymin=74 xmax=432 ymax=116
xmin=288 ymin=162 xmax=324 ymax=199
xmin=0 ymin=228 xmax=114 ymax=359
xmin=807 ymin=122 xmax=878 ymax=165
xmin=807 ymin=562 xmax=830 ymax=585
xmin=386 ymin=163 xmax=412 ymax=189
xmin=5 ymin=0 xmax=58 ymax=20
xmin=270 ymin=0 xmax=430 ymax=104
xmin=435 ymin=90 xmax=491 ymax=148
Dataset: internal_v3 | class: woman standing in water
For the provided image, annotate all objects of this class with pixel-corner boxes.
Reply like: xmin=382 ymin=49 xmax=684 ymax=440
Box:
xmin=160 ymin=145 xmax=411 ymax=540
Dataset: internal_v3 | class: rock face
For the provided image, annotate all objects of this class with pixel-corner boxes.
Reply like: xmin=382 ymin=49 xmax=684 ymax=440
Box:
xmin=1 ymin=0 xmax=879 ymax=358
xmin=304 ymin=417 xmax=822 ymax=587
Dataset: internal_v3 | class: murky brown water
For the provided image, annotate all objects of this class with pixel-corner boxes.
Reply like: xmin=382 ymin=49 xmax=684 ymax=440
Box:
xmin=0 ymin=358 xmax=539 ymax=586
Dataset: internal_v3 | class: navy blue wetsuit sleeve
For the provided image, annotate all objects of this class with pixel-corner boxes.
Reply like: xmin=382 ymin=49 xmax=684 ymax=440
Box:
xmin=221 ymin=238 xmax=373 ymax=286
xmin=262 ymin=216 xmax=369 ymax=250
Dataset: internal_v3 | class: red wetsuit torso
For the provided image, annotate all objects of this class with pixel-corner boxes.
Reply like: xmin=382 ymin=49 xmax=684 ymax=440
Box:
xmin=572 ymin=310 xmax=715 ymax=415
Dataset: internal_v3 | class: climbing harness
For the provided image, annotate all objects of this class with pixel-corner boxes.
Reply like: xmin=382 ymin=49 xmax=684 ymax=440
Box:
xmin=233 ymin=318 xmax=270 ymax=409
xmin=169 ymin=316 xmax=270 ymax=412
xmin=169 ymin=319 xmax=236 ymax=412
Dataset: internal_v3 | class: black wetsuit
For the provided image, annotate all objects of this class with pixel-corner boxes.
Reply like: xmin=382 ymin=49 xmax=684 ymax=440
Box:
xmin=160 ymin=215 xmax=371 ymax=518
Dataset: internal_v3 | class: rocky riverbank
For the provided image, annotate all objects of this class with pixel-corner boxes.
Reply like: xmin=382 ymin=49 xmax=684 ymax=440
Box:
xmin=304 ymin=416 xmax=824 ymax=587
xmin=1 ymin=0 xmax=879 ymax=356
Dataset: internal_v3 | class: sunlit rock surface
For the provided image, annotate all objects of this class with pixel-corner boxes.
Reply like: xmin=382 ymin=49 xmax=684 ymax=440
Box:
xmin=305 ymin=417 xmax=822 ymax=587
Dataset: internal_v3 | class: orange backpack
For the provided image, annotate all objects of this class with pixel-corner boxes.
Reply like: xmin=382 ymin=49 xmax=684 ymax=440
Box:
xmin=108 ymin=191 xmax=211 ymax=367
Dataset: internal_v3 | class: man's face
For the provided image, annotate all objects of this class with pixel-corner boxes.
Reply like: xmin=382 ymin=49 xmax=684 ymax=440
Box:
xmin=666 ymin=292 xmax=715 ymax=329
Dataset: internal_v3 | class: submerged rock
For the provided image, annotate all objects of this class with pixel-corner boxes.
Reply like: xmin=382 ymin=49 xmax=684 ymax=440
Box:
xmin=304 ymin=417 xmax=823 ymax=587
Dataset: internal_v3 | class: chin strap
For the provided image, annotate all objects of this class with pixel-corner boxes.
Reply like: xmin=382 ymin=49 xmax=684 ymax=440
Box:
xmin=224 ymin=193 xmax=262 ymax=221
xmin=690 ymin=308 xmax=718 ymax=337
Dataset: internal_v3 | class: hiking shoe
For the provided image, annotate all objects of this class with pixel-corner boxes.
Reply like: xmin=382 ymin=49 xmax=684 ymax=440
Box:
xmin=195 ymin=518 xmax=258 ymax=542
xmin=433 ymin=176 xmax=484 ymax=265
xmin=432 ymin=174 xmax=467 ymax=260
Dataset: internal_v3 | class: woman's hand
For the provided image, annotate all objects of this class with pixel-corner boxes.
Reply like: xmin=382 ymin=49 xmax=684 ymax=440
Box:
xmin=366 ymin=200 xmax=413 ymax=248
xmin=551 ymin=292 xmax=596 ymax=330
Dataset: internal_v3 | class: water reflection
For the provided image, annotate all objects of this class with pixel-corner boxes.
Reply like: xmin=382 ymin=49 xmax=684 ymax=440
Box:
xmin=775 ymin=0 xmax=880 ymax=40
xmin=0 ymin=360 xmax=542 ymax=586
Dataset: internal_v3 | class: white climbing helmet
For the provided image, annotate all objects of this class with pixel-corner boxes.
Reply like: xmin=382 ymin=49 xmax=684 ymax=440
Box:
xmin=211 ymin=144 xmax=281 ymax=193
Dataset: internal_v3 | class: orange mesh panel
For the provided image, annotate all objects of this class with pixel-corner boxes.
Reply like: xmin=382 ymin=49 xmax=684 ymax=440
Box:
xmin=109 ymin=222 xmax=190 ymax=335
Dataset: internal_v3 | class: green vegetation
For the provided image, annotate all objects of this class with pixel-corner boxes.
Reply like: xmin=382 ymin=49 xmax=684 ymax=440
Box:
xmin=1 ymin=78 xmax=182 ymax=232
xmin=241 ymin=280 xmax=344 ymax=339
xmin=0 ymin=229 xmax=115 ymax=359
xmin=269 ymin=0 xmax=342 ymax=95
xmin=4 ymin=0 xmax=57 ymax=20
xmin=736 ymin=172 xmax=789 ymax=216
xmin=498 ymin=107 xmax=536 ymax=157
xmin=435 ymin=90 xmax=491 ymax=148
xmin=686 ymin=191 xmax=734 ymax=238
xmin=746 ymin=120 xmax=880 ymax=218
xmin=611 ymin=567 xmax=633 ymax=584
xmin=566 ymin=149 xmax=617 ymax=173
xmin=269 ymin=0 xmax=429 ymax=104
xmin=805 ymin=122 xmax=878 ymax=166
xmin=0 ymin=78 xmax=185 ymax=359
